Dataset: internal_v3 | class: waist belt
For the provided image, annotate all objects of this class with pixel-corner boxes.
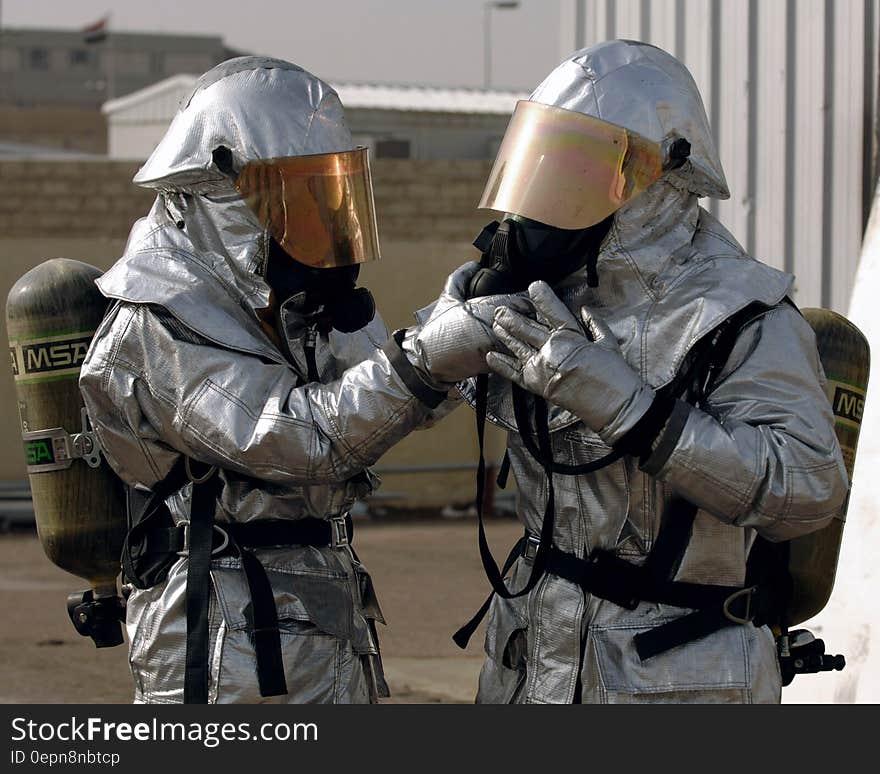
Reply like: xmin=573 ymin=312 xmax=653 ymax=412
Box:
xmin=455 ymin=531 xmax=769 ymax=660
xmin=140 ymin=514 xmax=353 ymax=559
xmin=521 ymin=536 xmax=771 ymax=660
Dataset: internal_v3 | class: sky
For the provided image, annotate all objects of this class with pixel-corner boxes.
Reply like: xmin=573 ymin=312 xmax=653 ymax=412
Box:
xmin=1 ymin=0 xmax=564 ymax=90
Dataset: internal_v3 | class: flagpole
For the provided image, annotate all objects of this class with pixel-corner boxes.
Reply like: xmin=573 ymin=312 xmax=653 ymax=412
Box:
xmin=105 ymin=13 xmax=114 ymax=101
xmin=0 ymin=0 xmax=5 ymax=103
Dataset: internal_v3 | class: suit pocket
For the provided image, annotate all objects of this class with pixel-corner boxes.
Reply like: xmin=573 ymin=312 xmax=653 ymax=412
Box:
xmin=587 ymin=614 xmax=780 ymax=704
xmin=210 ymin=553 xmax=367 ymax=703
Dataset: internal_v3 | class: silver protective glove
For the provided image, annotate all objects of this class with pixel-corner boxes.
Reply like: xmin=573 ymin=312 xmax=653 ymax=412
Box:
xmin=404 ymin=262 xmax=530 ymax=386
xmin=487 ymin=280 xmax=656 ymax=445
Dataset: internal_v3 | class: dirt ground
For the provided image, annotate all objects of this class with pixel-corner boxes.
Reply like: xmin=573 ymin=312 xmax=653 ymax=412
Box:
xmin=0 ymin=519 xmax=522 ymax=705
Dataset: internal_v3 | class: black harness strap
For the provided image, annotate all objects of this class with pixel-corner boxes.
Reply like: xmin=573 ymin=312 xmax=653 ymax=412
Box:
xmin=141 ymin=505 xmax=354 ymax=702
xmin=534 ymin=540 xmax=764 ymax=661
xmin=471 ymin=375 xmax=555 ymax=602
xmin=454 ymin=379 xmax=624 ymax=648
xmin=456 ymin=301 xmax=782 ymax=658
xmin=542 ymin=544 xmax=743 ymax=610
xmin=633 ymin=608 xmax=738 ymax=660
xmin=122 ymin=459 xmax=190 ymax=590
xmin=238 ymin=547 xmax=288 ymax=698
xmin=511 ymin=383 xmax=624 ymax=475
xmin=629 ymin=302 xmax=782 ymax=659
xmin=641 ymin=496 xmax=699 ymax=580
xmin=452 ymin=536 xmax=526 ymax=649
xmin=496 ymin=450 xmax=512 ymax=489
xmin=144 ymin=515 xmax=352 ymax=556
xmin=183 ymin=462 xmax=222 ymax=704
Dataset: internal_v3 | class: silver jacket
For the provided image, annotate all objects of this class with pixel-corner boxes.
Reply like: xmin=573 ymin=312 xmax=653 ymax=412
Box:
xmin=461 ymin=41 xmax=848 ymax=704
xmin=79 ymin=60 xmax=438 ymax=703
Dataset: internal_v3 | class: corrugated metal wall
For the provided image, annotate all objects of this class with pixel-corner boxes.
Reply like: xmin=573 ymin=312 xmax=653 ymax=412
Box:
xmin=559 ymin=0 xmax=879 ymax=312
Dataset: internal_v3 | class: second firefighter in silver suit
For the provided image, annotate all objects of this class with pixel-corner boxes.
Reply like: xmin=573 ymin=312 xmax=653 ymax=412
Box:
xmin=450 ymin=41 xmax=849 ymax=703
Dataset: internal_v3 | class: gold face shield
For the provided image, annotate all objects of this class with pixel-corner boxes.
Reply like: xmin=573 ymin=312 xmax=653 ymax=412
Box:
xmin=236 ymin=147 xmax=380 ymax=269
xmin=478 ymin=101 xmax=665 ymax=230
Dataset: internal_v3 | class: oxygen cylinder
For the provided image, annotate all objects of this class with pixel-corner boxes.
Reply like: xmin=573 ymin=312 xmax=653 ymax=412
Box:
xmin=6 ymin=258 xmax=127 ymax=646
xmin=786 ymin=308 xmax=870 ymax=625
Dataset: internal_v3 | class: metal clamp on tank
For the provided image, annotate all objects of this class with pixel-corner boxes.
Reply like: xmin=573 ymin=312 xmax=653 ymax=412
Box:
xmin=67 ymin=586 xmax=126 ymax=649
xmin=22 ymin=408 xmax=103 ymax=474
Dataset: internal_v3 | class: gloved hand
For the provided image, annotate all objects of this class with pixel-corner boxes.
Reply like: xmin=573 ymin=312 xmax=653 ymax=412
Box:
xmin=404 ymin=262 xmax=530 ymax=386
xmin=486 ymin=281 xmax=656 ymax=445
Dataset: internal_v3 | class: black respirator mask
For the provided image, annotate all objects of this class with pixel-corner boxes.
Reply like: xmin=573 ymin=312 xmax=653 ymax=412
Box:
xmin=265 ymin=237 xmax=376 ymax=334
xmin=467 ymin=214 xmax=614 ymax=299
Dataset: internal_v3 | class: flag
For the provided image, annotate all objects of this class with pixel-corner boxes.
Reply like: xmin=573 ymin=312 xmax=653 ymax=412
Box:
xmin=82 ymin=15 xmax=109 ymax=44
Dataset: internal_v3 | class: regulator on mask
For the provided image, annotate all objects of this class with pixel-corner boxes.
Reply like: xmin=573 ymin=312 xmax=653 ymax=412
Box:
xmin=265 ymin=237 xmax=376 ymax=334
xmin=467 ymin=214 xmax=613 ymax=299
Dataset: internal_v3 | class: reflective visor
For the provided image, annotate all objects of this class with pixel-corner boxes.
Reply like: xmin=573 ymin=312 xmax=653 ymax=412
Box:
xmin=478 ymin=101 xmax=664 ymax=229
xmin=236 ymin=147 xmax=380 ymax=268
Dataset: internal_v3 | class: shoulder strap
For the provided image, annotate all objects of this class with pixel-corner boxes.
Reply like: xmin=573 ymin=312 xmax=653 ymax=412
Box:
xmin=637 ymin=301 xmax=780 ymax=585
xmin=693 ymin=301 xmax=778 ymax=405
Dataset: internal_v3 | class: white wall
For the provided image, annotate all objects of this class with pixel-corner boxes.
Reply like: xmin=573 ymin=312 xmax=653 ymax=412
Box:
xmin=107 ymin=122 xmax=169 ymax=160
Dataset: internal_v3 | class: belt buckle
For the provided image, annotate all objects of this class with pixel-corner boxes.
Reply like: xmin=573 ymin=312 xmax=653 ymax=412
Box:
xmin=176 ymin=519 xmax=230 ymax=557
xmin=330 ymin=515 xmax=349 ymax=549
xmin=723 ymin=585 xmax=757 ymax=625
xmin=521 ymin=534 xmax=541 ymax=563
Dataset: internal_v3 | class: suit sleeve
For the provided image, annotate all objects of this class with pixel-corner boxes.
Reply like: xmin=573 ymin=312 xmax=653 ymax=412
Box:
xmin=641 ymin=304 xmax=849 ymax=541
xmin=80 ymin=303 xmax=439 ymax=488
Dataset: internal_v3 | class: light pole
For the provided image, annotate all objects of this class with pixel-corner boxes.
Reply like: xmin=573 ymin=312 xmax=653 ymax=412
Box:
xmin=484 ymin=1 xmax=520 ymax=90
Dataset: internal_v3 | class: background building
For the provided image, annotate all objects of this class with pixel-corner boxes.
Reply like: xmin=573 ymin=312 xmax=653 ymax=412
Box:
xmin=0 ymin=27 xmax=240 ymax=153
xmin=0 ymin=27 xmax=237 ymax=106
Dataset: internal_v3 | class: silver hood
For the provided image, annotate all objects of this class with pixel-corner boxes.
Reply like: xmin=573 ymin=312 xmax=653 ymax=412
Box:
xmin=100 ymin=57 xmax=354 ymax=330
xmin=134 ymin=56 xmax=351 ymax=193
xmin=530 ymin=39 xmax=729 ymax=199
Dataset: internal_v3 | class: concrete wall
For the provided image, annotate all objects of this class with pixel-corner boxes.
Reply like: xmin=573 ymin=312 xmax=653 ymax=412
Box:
xmin=0 ymin=158 xmax=506 ymax=506
xmin=0 ymin=106 xmax=108 ymax=154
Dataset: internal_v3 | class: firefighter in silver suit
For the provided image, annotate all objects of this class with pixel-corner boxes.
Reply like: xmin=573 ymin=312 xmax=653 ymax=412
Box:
xmin=453 ymin=40 xmax=848 ymax=703
xmin=79 ymin=57 xmax=516 ymax=703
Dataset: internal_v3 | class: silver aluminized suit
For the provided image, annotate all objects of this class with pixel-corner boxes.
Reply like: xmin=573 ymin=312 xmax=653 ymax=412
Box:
xmin=461 ymin=41 xmax=849 ymax=704
xmin=79 ymin=59 xmax=444 ymax=703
